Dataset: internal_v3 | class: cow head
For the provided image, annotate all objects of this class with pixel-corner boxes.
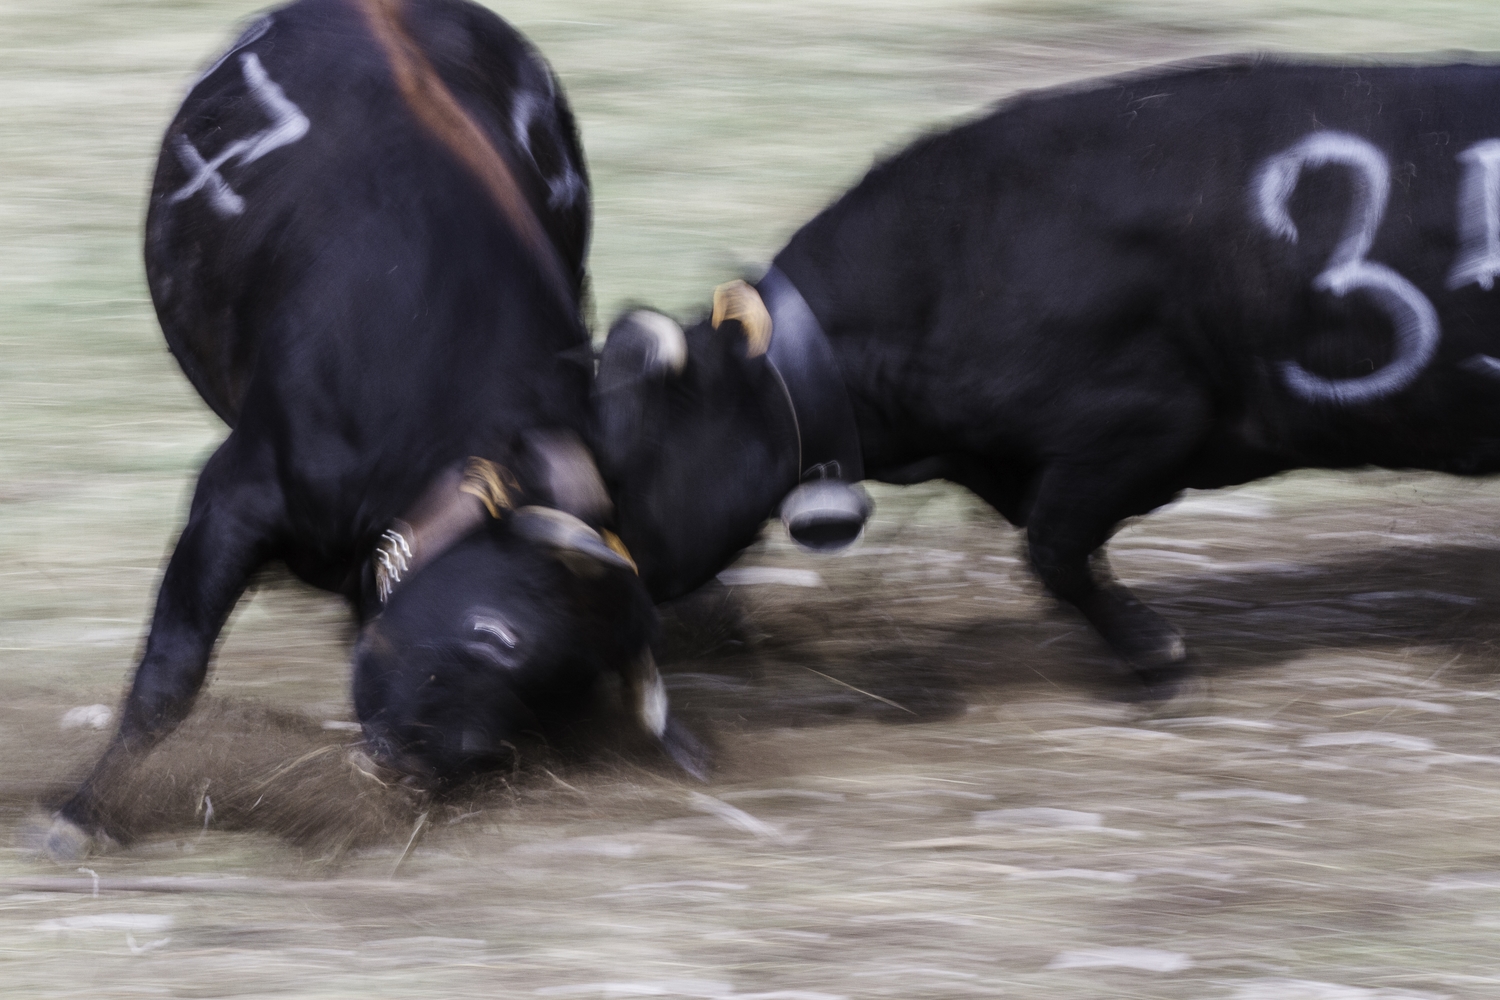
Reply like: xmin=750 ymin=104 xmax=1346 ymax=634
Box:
xmin=594 ymin=308 xmax=803 ymax=600
xmin=352 ymin=508 xmax=655 ymax=786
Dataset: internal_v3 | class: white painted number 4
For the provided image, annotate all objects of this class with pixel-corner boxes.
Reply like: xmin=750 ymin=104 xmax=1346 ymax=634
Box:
xmin=1255 ymin=132 xmax=1500 ymax=401
xmin=169 ymin=52 xmax=309 ymax=218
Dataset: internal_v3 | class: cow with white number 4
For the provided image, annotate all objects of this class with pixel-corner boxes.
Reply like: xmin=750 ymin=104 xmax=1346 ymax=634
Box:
xmin=596 ymin=59 xmax=1500 ymax=697
xmin=48 ymin=0 xmax=706 ymax=857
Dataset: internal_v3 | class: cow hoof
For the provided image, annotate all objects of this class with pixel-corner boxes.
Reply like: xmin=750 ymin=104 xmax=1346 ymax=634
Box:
xmin=38 ymin=815 xmax=98 ymax=863
xmin=1117 ymin=663 xmax=1191 ymax=703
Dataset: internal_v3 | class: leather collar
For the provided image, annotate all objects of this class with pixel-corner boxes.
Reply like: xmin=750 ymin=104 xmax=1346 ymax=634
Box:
xmin=367 ymin=433 xmax=631 ymax=606
xmin=371 ymin=457 xmax=518 ymax=603
xmin=756 ymin=265 xmax=865 ymax=484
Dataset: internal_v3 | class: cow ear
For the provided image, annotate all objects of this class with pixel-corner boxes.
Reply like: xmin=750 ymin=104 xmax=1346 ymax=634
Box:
xmin=601 ymin=309 xmax=686 ymax=381
xmin=711 ymin=280 xmax=771 ymax=357
xmin=510 ymin=506 xmax=636 ymax=577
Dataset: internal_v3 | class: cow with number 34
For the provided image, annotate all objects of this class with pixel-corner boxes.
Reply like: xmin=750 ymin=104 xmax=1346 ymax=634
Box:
xmin=594 ymin=59 xmax=1500 ymax=699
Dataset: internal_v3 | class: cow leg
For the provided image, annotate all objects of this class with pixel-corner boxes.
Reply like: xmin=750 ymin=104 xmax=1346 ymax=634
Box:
xmin=1021 ymin=419 xmax=1204 ymax=695
xmin=52 ymin=435 xmax=283 ymax=850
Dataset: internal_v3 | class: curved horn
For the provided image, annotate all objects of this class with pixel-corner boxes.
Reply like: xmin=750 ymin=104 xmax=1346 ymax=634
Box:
xmin=521 ymin=428 xmax=612 ymax=523
xmin=624 ymin=646 xmax=710 ymax=780
xmin=510 ymin=505 xmax=636 ymax=572
xmin=604 ymin=309 xmax=686 ymax=377
xmin=712 ymin=280 xmax=772 ymax=357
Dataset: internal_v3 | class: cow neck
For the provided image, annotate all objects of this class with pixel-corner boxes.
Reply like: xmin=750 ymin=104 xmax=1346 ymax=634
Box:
xmin=371 ymin=457 xmax=518 ymax=603
xmin=756 ymin=266 xmax=866 ymax=485
xmin=355 ymin=0 xmax=575 ymax=313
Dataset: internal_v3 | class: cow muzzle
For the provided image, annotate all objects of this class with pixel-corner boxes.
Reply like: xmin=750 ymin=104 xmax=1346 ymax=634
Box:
xmin=779 ymin=480 xmax=872 ymax=552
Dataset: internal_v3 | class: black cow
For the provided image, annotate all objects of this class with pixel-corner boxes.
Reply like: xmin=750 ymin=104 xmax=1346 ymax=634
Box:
xmin=51 ymin=0 xmax=687 ymax=855
xmin=598 ymin=59 xmax=1500 ymax=695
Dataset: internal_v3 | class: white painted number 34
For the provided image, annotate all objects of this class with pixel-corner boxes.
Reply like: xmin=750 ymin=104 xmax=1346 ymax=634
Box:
xmin=1254 ymin=131 xmax=1500 ymax=403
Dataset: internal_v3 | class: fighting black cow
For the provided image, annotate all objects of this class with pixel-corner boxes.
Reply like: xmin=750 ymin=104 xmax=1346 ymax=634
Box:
xmin=598 ymin=59 xmax=1500 ymax=696
xmin=51 ymin=0 xmax=689 ymax=855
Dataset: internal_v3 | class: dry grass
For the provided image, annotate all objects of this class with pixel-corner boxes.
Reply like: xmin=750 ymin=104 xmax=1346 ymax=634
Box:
xmin=7 ymin=0 xmax=1500 ymax=997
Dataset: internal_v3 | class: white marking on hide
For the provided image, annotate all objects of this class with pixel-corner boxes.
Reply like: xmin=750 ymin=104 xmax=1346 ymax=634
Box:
xmin=1255 ymin=132 xmax=1388 ymax=263
xmin=1253 ymin=131 xmax=1440 ymax=404
xmin=472 ymin=615 xmax=518 ymax=647
xmin=170 ymin=138 xmax=245 ymax=216
xmin=170 ymin=52 xmax=310 ymax=217
xmin=1449 ymin=139 xmax=1500 ymax=290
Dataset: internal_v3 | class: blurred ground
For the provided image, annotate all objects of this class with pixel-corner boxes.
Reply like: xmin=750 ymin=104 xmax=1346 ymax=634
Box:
xmin=7 ymin=1 xmax=1500 ymax=997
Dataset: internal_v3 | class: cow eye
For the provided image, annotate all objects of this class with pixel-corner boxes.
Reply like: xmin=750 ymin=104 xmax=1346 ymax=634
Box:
xmin=471 ymin=615 xmax=519 ymax=648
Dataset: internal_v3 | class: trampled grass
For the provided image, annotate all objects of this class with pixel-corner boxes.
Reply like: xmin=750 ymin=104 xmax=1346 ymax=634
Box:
xmin=7 ymin=1 xmax=1500 ymax=997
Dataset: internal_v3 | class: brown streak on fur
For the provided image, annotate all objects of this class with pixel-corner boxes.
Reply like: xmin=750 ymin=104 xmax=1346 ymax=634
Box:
xmin=355 ymin=0 xmax=573 ymax=307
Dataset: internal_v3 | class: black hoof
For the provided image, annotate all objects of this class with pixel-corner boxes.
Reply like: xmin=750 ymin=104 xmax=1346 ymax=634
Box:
xmin=36 ymin=814 xmax=99 ymax=863
xmin=1128 ymin=663 xmax=1191 ymax=703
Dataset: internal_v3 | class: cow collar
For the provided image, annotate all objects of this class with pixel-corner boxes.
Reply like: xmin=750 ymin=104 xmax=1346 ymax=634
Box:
xmin=370 ymin=450 xmax=637 ymax=605
xmin=372 ymin=457 xmax=518 ymax=603
xmin=752 ymin=266 xmax=865 ymax=485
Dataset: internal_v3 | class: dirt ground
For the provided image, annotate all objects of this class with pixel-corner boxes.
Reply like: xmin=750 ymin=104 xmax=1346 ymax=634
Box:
xmin=10 ymin=1 xmax=1500 ymax=998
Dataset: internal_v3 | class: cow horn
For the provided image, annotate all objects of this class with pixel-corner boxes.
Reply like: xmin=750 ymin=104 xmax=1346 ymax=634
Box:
xmin=780 ymin=480 xmax=873 ymax=552
xmin=624 ymin=646 xmax=710 ymax=781
xmin=626 ymin=647 xmax=668 ymax=737
xmin=616 ymin=309 xmax=686 ymax=376
xmin=522 ymin=428 xmax=612 ymax=523
xmin=510 ymin=505 xmax=636 ymax=572
xmin=711 ymin=280 xmax=772 ymax=357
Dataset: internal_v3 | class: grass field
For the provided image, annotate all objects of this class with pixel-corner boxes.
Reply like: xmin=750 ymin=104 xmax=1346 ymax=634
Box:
xmin=9 ymin=1 xmax=1500 ymax=997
